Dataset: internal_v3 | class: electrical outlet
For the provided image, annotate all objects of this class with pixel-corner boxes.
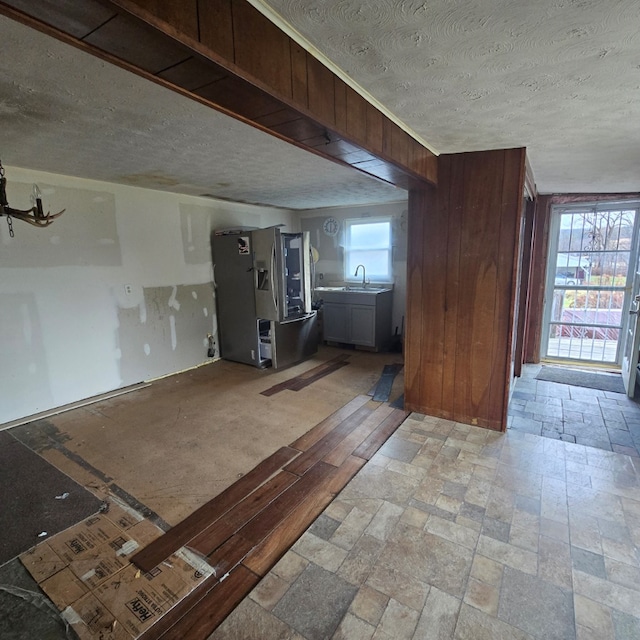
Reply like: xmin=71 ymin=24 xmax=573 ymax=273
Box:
xmin=124 ymin=284 xmax=133 ymax=295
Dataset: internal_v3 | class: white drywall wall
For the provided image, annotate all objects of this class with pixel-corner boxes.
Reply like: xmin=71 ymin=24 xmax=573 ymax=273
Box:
xmin=0 ymin=166 xmax=296 ymax=424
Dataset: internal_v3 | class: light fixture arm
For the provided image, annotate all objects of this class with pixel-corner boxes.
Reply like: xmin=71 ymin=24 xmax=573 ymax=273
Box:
xmin=0 ymin=160 xmax=65 ymax=237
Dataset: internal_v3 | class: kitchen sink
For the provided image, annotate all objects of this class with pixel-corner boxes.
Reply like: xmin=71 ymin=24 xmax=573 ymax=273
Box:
xmin=315 ymin=286 xmax=391 ymax=294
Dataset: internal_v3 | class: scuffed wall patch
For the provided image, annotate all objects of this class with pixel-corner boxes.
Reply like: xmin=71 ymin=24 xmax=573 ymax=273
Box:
xmin=0 ymin=183 xmax=121 ymax=266
xmin=180 ymin=204 xmax=213 ymax=264
xmin=179 ymin=204 xmax=260 ymax=265
xmin=116 ymin=283 xmax=215 ymax=386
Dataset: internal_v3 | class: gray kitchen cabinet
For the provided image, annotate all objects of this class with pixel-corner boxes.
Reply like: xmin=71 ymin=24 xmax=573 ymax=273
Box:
xmin=318 ymin=288 xmax=392 ymax=351
xmin=323 ymin=302 xmax=350 ymax=343
xmin=349 ymin=305 xmax=376 ymax=346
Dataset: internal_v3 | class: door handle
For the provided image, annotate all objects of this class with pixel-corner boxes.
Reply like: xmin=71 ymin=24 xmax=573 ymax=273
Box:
xmin=212 ymin=264 xmax=217 ymax=289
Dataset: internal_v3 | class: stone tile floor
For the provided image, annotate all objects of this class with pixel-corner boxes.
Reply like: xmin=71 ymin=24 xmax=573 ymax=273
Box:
xmin=209 ymin=409 xmax=640 ymax=639
xmin=508 ymin=364 xmax=640 ymax=457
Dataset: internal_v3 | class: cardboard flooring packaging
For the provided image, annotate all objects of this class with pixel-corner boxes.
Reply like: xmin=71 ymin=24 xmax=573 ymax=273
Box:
xmin=166 ymin=546 xmax=217 ymax=586
xmin=40 ymin=567 xmax=89 ymax=610
xmin=92 ymin=564 xmax=190 ymax=637
xmin=62 ymin=592 xmax=134 ymax=640
xmin=20 ymin=542 xmax=66 ymax=583
xmin=103 ymin=498 xmax=145 ymax=531
xmin=20 ymin=508 xmax=215 ymax=638
xmin=47 ymin=515 xmax=126 ymax=564
xmin=47 ymin=515 xmax=141 ymax=590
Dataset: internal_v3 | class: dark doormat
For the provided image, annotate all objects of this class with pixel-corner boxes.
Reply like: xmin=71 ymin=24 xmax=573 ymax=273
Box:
xmin=0 ymin=430 xmax=102 ymax=567
xmin=535 ymin=366 xmax=625 ymax=393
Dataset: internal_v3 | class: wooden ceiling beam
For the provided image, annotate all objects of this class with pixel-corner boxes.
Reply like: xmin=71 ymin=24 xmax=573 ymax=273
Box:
xmin=0 ymin=0 xmax=437 ymax=190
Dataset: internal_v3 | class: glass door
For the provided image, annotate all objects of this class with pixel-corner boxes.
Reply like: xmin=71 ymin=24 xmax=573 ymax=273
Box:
xmin=542 ymin=202 xmax=640 ymax=365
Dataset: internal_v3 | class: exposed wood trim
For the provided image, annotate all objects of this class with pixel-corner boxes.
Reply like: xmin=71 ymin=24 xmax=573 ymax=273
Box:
xmin=404 ymin=188 xmax=428 ymax=415
xmin=523 ymin=195 xmax=552 ymax=363
xmin=543 ymin=193 xmax=640 ymax=204
xmin=514 ymin=196 xmax=536 ymax=377
xmin=495 ymin=147 xmax=527 ymax=429
xmin=245 ymin=0 xmax=439 ymax=155
xmin=522 ymin=191 xmax=640 ymax=364
xmin=524 ymin=155 xmax=537 ymax=200
xmin=0 ymin=0 xmax=437 ymax=189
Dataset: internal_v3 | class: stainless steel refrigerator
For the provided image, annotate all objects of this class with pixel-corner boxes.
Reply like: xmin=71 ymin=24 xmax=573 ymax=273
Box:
xmin=212 ymin=227 xmax=318 ymax=369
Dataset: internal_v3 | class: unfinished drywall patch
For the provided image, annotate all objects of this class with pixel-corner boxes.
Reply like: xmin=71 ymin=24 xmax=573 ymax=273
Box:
xmin=180 ymin=204 xmax=214 ymax=265
xmin=0 ymin=167 xmax=297 ymax=425
xmin=179 ymin=203 xmax=261 ymax=264
xmin=117 ymin=283 xmax=215 ymax=385
xmin=393 ymin=209 xmax=408 ymax=262
xmin=0 ymin=293 xmax=54 ymax=419
xmin=0 ymin=182 xmax=120 ymax=267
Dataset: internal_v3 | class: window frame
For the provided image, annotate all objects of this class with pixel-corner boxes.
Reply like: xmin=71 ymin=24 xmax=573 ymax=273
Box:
xmin=343 ymin=216 xmax=393 ymax=284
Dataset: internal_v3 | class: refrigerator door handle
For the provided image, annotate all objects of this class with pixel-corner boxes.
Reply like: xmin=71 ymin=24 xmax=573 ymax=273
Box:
xmin=212 ymin=263 xmax=217 ymax=289
xmin=279 ymin=311 xmax=315 ymax=325
xmin=271 ymin=243 xmax=278 ymax=315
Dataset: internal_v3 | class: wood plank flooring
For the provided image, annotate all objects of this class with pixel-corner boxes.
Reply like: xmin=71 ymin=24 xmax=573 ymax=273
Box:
xmin=131 ymin=446 xmax=300 ymax=573
xmin=134 ymin=395 xmax=408 ymax=640
xmin=260 ymin=354 xmax=351 ymax=396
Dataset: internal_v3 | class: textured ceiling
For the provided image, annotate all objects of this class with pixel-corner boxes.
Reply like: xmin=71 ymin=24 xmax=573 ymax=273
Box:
xmin=2 ymin=2 xmax=639 ymax=206
xmin=0 ymin=15 xmax=404 ymax=210
xmin=258 ymin=0 xmax=640 ymax=194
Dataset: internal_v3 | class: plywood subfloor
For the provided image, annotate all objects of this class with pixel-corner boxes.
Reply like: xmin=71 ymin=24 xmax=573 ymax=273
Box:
xmin=132 ymin=397 xmax=408 ymax=639
xmin=10 ymin=346 xmax=404 ymax=530
xmin=5 ymin=346 xmax=405 ymax=639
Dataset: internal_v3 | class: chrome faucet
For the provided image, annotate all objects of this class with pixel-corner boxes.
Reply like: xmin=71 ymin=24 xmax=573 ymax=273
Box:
xmin=354 ymin=264 xmax=368 ymax=288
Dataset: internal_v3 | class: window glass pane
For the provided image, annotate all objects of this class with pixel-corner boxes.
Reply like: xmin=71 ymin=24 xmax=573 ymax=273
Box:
xmin=350 ymin=222 xmax=390 ymax=249
xmin=347 ymin=250 xmax=390 ymax=279
xmin=344 ymin=217 xmax=392 ymax=282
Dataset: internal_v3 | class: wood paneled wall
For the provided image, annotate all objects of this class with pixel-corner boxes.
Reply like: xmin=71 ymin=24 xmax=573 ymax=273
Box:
xmin=0 ymin=0 xmax=436 ymax=189
xmin=405 ymin=148 xmax=526 ymax=431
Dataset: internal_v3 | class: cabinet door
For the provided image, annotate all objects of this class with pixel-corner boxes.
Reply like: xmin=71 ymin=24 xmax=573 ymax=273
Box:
xmin=349 ymin=305 xmax=376 ymax=347
xmin=323 ymin=303 xmax=349 ymax=342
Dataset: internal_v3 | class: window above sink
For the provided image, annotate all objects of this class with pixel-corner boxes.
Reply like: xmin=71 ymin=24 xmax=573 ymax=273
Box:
xmin=344 ymin=217 xmax=393 ymax=285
